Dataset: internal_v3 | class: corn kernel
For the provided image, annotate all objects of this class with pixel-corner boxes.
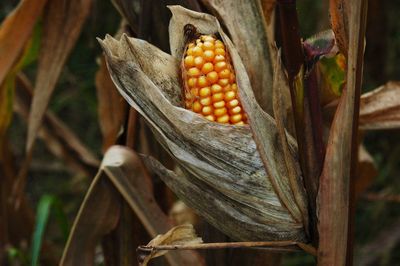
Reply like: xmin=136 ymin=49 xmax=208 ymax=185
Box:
xmin=188 ymin=67 xmax=200 ymax=77
xmin=193 ymin=101 xmax=202 ymax=113
xmin=200 ymin=97 xmax=212 ymax=106
xmin=197 ymin=76 xmax=208 ymax=88
xmin=202 ymin=106 xmax=213 ymax=115
xmin=184 ymin=55 xmax=195 ymax=68
xmin=182 ymin=34 xmax=246 ymax=125
xmin=206 ymin=71 xmax=219 ymax=84
xmin=211 ymin=84 xmax=223 ymax=94
xmin=187 ymin=78 xmax=197 ymax=88
xmin=214 ymin=107 xmax=227 ymax=117
xmin=199 ymin=87 xmax=211 ymax=97
xmin=219 ymin=69 xmax=231 ymax=79
xmin=201 ymin=62 xmax=214 ymax=74
xmin=192 ymin=46 xmax=203 ymax=56
xmin=217 ymin=114 xmax=230 ymax=123
xmin=213 ymin=101 xmax=225 ymax=108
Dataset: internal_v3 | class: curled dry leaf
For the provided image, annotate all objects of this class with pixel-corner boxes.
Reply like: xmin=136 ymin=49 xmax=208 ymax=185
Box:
xmin=99 ymin=6 xmax=307 ymax=242
xmin=359 ymin=81 xmax=400 ymax=130
xmin=138 ymin=224 xmax=203 ymax=266
xmin=61 ymin=146 xmax=203 ymax=266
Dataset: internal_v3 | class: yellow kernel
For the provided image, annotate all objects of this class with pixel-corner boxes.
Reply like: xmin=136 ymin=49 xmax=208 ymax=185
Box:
xmin=200 ymin=97 xmax=212 ymax=106
xmin=214 ymin=61 xmax=227 ymax=72
xmin=188 ymin=67 xmax=201 ymax=77
xmin=212 ymin=92 xmax=224 ymax=102
xmin=202 ymin=106 xmax=213 ymax=115
xmin=215 ymin=48 xmax=225 ymax=56
xmin=197 ymin=76 xmax=208 ymax=87
xmin=218 ymin=78 xmax=229 ymax=86
xmin=193 ymin=101 xmax=202 ymax=113
xmin=203 ymin=50 xmax=215 ymax=62
xmin=205 ymin=114 xmax=216 ymax=122
xmin=234 ymin=121 xmax=245 ymax=125
xmin=187 ymin=78 xmax=197 ymax=88
xmin=214 ymin=107 xmax=227 ymax=117
xmin=202 ymin=35 xmax=215 ymax=42
xmin=217 ymin=114 xmax=230 ymax=123
xmin=231 ymin=83 xmax=238 ymax=91
xmin=192 ymin=46 xmax=203 ymax=56
xmin=203 ymin=41 xmax=214 ymax=50
xmin=190 ymin=88 xmax=199 ymax=96
xmin=214 ymin=55 xmax=225 ymax=63
xmin=229 ymin=106 xmax=242 ymax=115
xmin=224 ymin=91 xmax=236 ymax=101
xmin=188 ymin=43 xmax=195 ymax=48
xmin=187 ymin=48 xmax=194 ymax=55
xmin=230 ymin=113 xmax=243 ymax=123
xmin=211 ymin=84 xmax=223 ymax=94
xmin=194 ymin=56 xmax=204 ymax=68
xmin=201 ymin=62 xmax=214 ymax=74
xmin=227 ymin=99 xmax=239 ymax=108
xmin=206 ymin=71 xmax=219 ymax=84
xmin=213 ymin=100 xmax=225 ymax=108
xmin=184 ymin=56 xmax=195 ymax=68
xmin=215 ymin=40 xmax=224 ymax=49
xmin=219 ymin=69 xmax=231 ymax=79
xmin=199 ymin=87 xmax=211 ymax=97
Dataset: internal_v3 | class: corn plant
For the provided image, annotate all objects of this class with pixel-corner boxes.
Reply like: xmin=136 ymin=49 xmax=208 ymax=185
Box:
xmin=1 ymin=0 xmax=400 ymax=266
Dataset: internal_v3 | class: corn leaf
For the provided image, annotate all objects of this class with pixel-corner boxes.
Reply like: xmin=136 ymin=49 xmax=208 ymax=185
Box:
xmin=359 ymin=81 xmax=400 ymax=130
xmin=26 ymin=0 xmax=92 ymax=153
xmin=31 ymin=194 xmax=69 ymax=266
xmin=0 ymin=0 xmax=47 ymax=85
xmin=60 ymin=146 xmax=203 ymax=266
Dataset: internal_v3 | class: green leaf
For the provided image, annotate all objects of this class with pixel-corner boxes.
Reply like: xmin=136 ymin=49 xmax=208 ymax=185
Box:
xmin=319 ymin=54 xmax=346 ymax=97
xmin=31 ymin=194 xmax=69 ymax=266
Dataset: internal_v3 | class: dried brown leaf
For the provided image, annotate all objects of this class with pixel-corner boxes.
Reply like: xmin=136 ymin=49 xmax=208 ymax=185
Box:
xmin=61 ymin=146 xmax=203 ymax=266
xmin=27 ymin=0 xmax=92 ymax=153
xmin=96 ymin=57 xmax=128 ymax=151
xmin=359 ymin=81 xmax=400 ymax=130
xmin=261 ymin=0 xmax=277 ymax=25
xmin=317 ymin=1 xmax=367 ymax=264
xmin=0 ymin=0 xmax=47 ymax=85
xmin=138 ymin=224 xmax=203 ymax=266
xmin=329 ymin=0 xmax=349 ymax=56
xmin=200 ymin=0 xmax=274 ymax=113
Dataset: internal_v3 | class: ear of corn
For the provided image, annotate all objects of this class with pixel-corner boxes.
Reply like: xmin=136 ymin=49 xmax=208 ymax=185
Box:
xmin=182 ymin=34 xmax=247 ymax=125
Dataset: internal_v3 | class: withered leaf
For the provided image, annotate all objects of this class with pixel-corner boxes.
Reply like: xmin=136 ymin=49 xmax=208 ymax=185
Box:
xmin=359 ymin=81 xmax=400 ymax=130
xmin=98 ymin=6 xmax=307 ymax=242
xmin=96 ymin=56 xmax=128 ymax=152
xmin=329 ymin=0 xmax=349 ymax=56
xmin=138 ymin=224 xmax=203 ymax=266
xmin=27 ymin=0 xmax=92 ymax=153
xmin=0 ymin=0 xmax=47 ymax=85
xmin=61 ymin=146 xmax=203 ymax=266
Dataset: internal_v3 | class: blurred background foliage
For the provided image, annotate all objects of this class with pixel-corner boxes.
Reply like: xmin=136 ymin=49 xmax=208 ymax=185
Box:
xmin=1 ymin=0 xmax=400 ymax=265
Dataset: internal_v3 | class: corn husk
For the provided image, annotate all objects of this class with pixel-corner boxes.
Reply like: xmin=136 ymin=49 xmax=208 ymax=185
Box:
xmin=98 ymin=6 xmax=308 ymax=242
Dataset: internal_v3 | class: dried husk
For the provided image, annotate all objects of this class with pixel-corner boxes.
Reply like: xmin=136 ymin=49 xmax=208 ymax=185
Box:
xmin=99 ymin=6 xmax=307 ymax=242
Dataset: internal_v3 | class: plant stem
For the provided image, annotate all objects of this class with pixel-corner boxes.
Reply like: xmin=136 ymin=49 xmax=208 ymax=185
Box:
xmin=277 ymin=0 xmax=323 ymax=244
xmin=138 ymin=241 xmax=317 ymax=256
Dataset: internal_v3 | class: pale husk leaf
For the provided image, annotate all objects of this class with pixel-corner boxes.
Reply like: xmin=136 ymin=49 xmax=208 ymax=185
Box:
xmin=139 ymin=224 xmax=203 ymax=266
xmin=99 ymin=7 xmax=307 ymax=241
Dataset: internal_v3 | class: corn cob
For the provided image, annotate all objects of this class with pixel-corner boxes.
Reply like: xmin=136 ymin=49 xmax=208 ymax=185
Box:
xmin=182 ymin=31 xmax=247 ymax=125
